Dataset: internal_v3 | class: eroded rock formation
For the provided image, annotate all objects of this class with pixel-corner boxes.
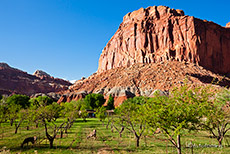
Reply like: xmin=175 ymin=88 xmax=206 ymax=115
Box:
xmin=98 ymin=6 xmax=230 ymax=74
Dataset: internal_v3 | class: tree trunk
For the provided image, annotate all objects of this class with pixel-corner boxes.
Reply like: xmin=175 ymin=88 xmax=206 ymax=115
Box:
xmin=218 ymin=137 xmax=223 ymax=146
xmin=61 ymin=130 xmax=63 ymax=138
xmin=15 ymin=123 xmax=21 ymax=134
xmin=15 ymin=126 xmax=19 ymax=134
xmin=10 ymin=119 xmax=13 ymax=126
xmin=26 ymin=126 xmax=29 ymax=130
xmin=136 ymin=136 xmax=140 ymax=147
xmin=65 ymin=126 xmax=68 ymax=134
xmin=177 ymin=135 xmax=181 ymax=154
xmin=119 ymin=126 xmax=124 ymax=137
xmin=49 ymin=138 xmax=54 ymax=148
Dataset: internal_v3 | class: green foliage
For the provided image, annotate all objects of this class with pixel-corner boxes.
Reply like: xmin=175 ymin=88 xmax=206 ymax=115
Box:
xmin=145 ymin=84 xmax=214 ymax=153
xmin=73 ymin=99 xmax=88 ymax=121
xmin=106 ymin=95 xmax=115 ymax=110
xmin=29 ymin=96 xmax=53 ymax=108
xmin=61 ymin=102 xmax=80 ymax=122
xmin=6 ymin=94 xmax=30 ymax=109
xmin=95 ymin=106 xmax=107 ymax=121
xmin=115 ymin=96 xmax=147 ymax=147
xmin=84 ymin=93 xmax=105 ymax=109
xmin=200 ymin=89 xmax=230 ymax=146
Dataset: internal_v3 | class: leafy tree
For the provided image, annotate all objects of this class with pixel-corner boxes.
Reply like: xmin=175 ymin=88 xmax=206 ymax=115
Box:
xmin=145 ymin=85 xmax=213 ymax=154
xmin=34 ymin=103 xmax=65 ymax=148
xmin=0 ymin=96 xmax=8 ymax=125
xmin=7 ymin=104 xmax=21 ymax=126
xmin=201 ymin=89 xmax=230 ymax=146
xmin=115 ymin=96 xmax=147 ymax=147
xmin=14 ymin=109 xmax=29 ymax=134
xmin=75 ymin=99 xmax=88 ymax=122
xmin=29 ymin=96 xmax=53 ymax=107
xmin=95 ymin=106 xmax=107 ymax=125
xmin=61 ymin=102 xmax=79 ymax=134
xmin=106 ymin=95 xmax=115 ymax=110
xmin=6 ymin=94 xmax=30 ymax=109
xmin=84 ymin=93 xmax=105 ymax=109
xmin=0 ymin=105 xmax=7 ymax=125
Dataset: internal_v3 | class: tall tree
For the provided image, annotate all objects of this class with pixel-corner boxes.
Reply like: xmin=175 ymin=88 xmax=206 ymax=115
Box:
xmin=115 ymin=96 xmax=147 ymax=147
xmin=145 ymin=85 xmax=213 ymax=154
xmin=84 ymin=93 xmax=105 ymax=109
xmin=201 ymin=89 xmax=230 ymax=146
xmin=106 ymin=95 xmax=115 ymax=110
xmin=34 ymin=103 xmax=65 ymax=148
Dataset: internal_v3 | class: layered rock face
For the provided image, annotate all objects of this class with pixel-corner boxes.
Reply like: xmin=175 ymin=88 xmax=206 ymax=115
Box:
xmin=98 ymin=6 xmax=230 ymax=74
xmin=61 ymin=61 xmax=230 ymax=106
xmin=0 ymin=63 xmax=72 ymax=95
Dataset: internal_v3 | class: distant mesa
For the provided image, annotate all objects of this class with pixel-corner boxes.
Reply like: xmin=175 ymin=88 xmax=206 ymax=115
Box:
xmin=0 ymin=62 xmax=72 ymax=95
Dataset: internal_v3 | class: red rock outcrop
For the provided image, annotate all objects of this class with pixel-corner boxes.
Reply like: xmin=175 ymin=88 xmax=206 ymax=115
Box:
xmin=98 ymin=6 xmax=230 ymax=74
xmin=0 ymin=63 xmax=72 ymax=95
xmin=59 ymin=61 xmax=230 ymax=105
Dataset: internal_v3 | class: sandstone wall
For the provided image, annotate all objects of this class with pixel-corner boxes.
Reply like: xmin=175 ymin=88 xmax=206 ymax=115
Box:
xmin=97 ymin=6 xmax=230 ymax=74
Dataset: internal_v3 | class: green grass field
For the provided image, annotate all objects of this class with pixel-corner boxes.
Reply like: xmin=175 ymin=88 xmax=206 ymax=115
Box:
xmin=1 ymin=118 xmax=230 ymax=154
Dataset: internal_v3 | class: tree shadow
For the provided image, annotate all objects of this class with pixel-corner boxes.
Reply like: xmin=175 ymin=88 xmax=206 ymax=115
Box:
xmin=188 ymin=73 xmax=230 ymax=88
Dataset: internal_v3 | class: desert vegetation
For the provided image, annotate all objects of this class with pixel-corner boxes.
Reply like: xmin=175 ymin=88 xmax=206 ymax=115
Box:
xmin=1 ymin=85 xmax=230 ymax=153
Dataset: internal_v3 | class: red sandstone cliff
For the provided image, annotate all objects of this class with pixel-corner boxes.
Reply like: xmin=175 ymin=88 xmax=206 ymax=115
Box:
xmin=57 ymin=6 xmax=230 ymax=105
xmin=98 ymin=6 xmax=230 ymax=74
xmin=0 ymin=63 xmax=72 ymax=95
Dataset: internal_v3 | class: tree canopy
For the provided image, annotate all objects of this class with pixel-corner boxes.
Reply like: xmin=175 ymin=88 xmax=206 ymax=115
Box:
xmin=84 ymin=93 xmax=105 ymax=109
xmin=6 ymin=94 xmax=30 ymax=109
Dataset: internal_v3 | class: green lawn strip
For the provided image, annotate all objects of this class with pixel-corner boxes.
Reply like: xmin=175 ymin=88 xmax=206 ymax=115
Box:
xmin=1 ymin=118 xmax=230 ymax=153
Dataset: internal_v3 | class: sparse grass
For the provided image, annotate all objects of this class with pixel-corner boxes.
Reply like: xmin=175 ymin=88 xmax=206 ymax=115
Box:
xmin=1 ymin=118 xmax=230 ymax=153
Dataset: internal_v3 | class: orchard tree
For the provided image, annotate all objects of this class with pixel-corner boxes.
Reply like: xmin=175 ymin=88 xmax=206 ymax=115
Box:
xmin=35 ymin=103 xmax=65 ymax=148
xmin=75 ymin=99 xmax=88 ymax=122
xmin=115 ymin=96 xmax=147 ymax=147
xmin=201 ymin=89 xmax=230 ymax=146
xmin=7 ymin=104 xmax=21 ymax=126
xmin=95 ymin=106 xmax=107 ymax=125
xmin=14 ymin=109 xmax=29 ymax=134
xmin=61 ymin=102 xmax=80 ymax=134
xmin=0 ymin=96 xmax=8 ymax=125
xmin=145 ymin=85 xmax=213 ymax=154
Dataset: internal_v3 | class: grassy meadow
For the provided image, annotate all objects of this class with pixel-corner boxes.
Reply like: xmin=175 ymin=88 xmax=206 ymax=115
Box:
xmin=1 ymin=118 xmax=230 ymax=154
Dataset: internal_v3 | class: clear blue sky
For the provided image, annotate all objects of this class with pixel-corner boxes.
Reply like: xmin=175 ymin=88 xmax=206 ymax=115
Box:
xmin=0 ymin=0 xmax=229 ymax=81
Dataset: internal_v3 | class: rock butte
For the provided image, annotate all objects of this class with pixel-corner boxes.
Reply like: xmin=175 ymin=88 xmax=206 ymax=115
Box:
xmin=58 ymin=6 xmax=230 ymax=105
xmin=98 ymin=6 xmax=230 ymax=75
